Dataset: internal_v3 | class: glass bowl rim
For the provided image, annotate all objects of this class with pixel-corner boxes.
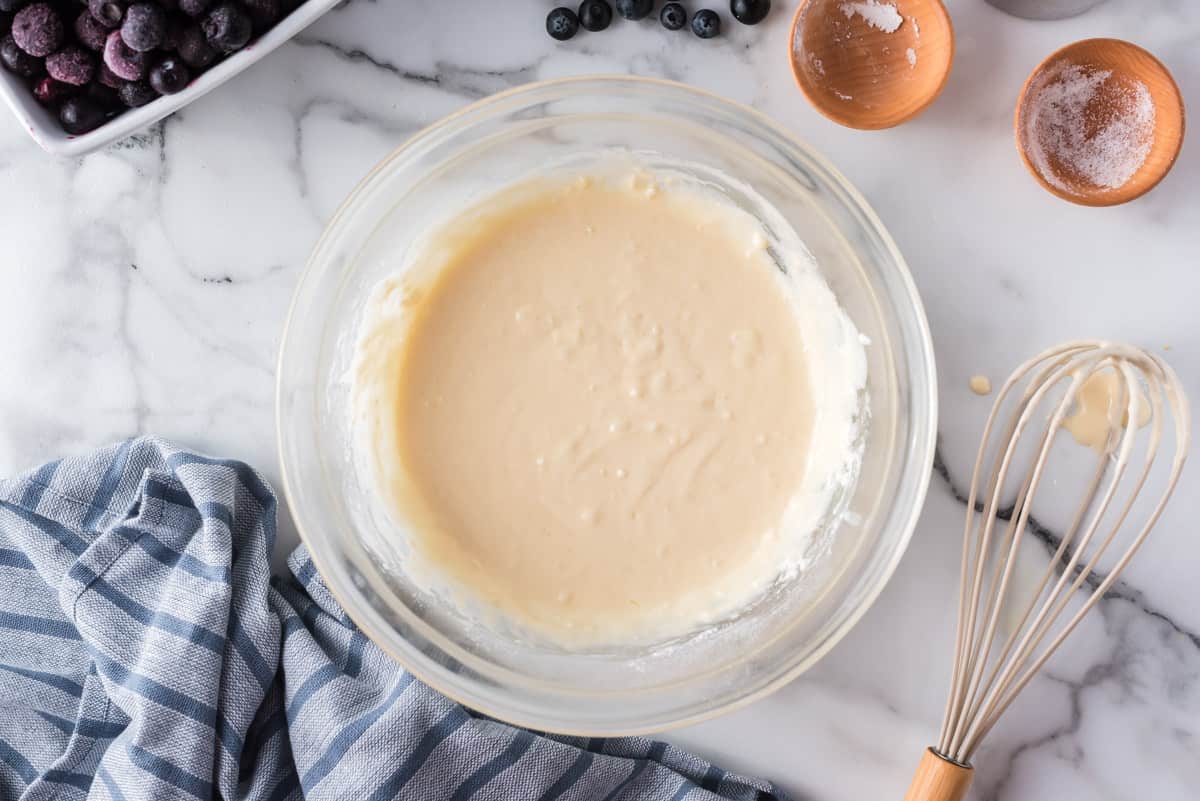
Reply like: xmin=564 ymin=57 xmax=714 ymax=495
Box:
xmin=276 ymin=74 xmax=938 ymax=735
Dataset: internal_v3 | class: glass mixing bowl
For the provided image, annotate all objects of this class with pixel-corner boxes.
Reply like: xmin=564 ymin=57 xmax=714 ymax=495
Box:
xmin=277 ymin=76 xmax=936 ymax=736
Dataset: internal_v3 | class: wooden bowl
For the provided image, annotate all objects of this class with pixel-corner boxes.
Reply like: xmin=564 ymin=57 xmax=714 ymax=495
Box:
xmin=1016 ymin=38 xmax=1185 ymax=206
xmin=789 ymin=0 xmax=954 ymax=130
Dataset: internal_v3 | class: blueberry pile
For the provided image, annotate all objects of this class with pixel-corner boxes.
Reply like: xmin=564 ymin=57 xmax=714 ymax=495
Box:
xmin=0 ymin=0 xmax=304 ymax=136
xmin=546 ymin=0 xmax=769 ymax=41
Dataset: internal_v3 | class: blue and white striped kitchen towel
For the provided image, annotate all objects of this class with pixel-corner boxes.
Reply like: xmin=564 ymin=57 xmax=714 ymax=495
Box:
xmin=0 ymin=437 xmax=788 ymax=801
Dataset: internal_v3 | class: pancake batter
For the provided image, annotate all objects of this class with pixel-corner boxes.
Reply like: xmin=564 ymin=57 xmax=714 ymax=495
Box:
xmin=352 ymin=165 xmax=867 ymax=645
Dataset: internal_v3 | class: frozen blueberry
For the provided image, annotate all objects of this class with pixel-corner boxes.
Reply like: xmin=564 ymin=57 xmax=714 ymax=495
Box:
xmin=97 ymin=60 xmax=122 ymax=86
xmin=147 ymin=53 xmax=186 ymax=92
xmin=86 ymin=79 xmax=119 ymax=108
xmin=175 ymin=22 xmax=213 ymax=67
xmin=615 ymin=0 xmax=652 ymax=20
xmin=74 ymin=10 xmax=108 ymax=49
xmin=0 ymin=0 xmax=28 ymax=13
xmin=201 ymin=2 xmax=249 ymax=53
xmin=659 ymin=2 xmax=686 ymax=29
xmin=545 ymin=7 xmax=577 ymax=41
xmin=32 ymin=75 xmax=71 ymax=104
xmin=117 ymin=77 xmax=154 ymax=105
xmin=102 ymin=28 xmax=145 ymax=78
xmin=1 ymin=32 xmax=41 ymax=75
xmin=12 ymin=3 xmax=63 ymax=56
xmin=730 ymin=0 xmax=770 ymax=24
xmin=177 ymin=0 xmax=209 ymax=18
xmin=577 ymin=0 xmax=611 ymax=31
xmin=87 ymin=0 xmax=125 ymax=29
xmin=691 ymin=8 xmax=720 ymax=37
xmin=59 ymin=94 xmax=107 ymax=133
xmin=241 ymin=0 xmax=278 ymax=32
xmin=120 ymin=3 xmax=165 ymax=51
xmin=45 ymin=45 xmax=94 ymax=84
xmin=161 ymin=12 xmax=185 ymax=50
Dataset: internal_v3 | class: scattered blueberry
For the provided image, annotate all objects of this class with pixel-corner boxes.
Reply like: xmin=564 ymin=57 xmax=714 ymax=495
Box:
xmin=577 ymin=0 xmax=611 ymax=31
xmin=545 ymin=6 xmax=578 ymax=41
xmin=12 ymin=3 xmax=63 ymax=57
xmin=46 ymin=45 xmax=95 ymax=84
xmin=175 ymin=22 xmax=214 ymax=67
xmin=116 ymin=77 xmax=155 ymax=105
xmin=691 ymin=8 xmax=720 ymax=38
xmin=201 ymin=2 xmax=250 ymax=53
xmin=1 ymin=32 xmax=41 ymax=76
xmin=87 ymin=0 xmax=126 ymax=30
xmin=103 ymin=28 xmax=146 ymax=78
xmin=74 ymin=11 xmax=109 ymax=50
xmin=147 ymin=53 xmax=187 ymax=92
xmin=0 ymin=0 xmax=27 ymax=13
xmin=659 ymin=2 xmax=686 ymax=29
xmin=120 ymin=3 xmax=165 ymax=51
xmin=730 ymin=0 xmax=770 ymax=25
xmin=59 ymin=94 xmax=108 ymax=133
xmin=32 ymin=75 xmax=71 ymax=104
xmin=242 ymin=0 xmax=280 ymax=32
xmin=178 ymin=0 xmax=210 ymax=18
xmin=614 ymin=0 xmax=652 ymax=20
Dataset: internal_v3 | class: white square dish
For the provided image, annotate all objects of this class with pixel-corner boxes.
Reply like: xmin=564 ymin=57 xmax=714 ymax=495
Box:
xmin=0 ymin=0 xmax=341 ymax=157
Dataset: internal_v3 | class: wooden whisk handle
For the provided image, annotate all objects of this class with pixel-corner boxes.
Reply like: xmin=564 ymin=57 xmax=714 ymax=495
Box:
xmin=902 ymin=748 xmax=974 ymax=801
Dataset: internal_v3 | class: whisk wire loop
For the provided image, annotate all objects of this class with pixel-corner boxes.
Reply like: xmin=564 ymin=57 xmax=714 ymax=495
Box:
xmin=943 ymin=351 xmax=1084 ymax=755
xmin=933 ymin=341 xmax=1189 ymax=765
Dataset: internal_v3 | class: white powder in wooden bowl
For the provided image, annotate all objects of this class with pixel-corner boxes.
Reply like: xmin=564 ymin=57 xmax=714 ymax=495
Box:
xmin=1023 ymin=62 xmax=1156 ymax=194
xmin=839 ymin=0 xmax=903 ymax=33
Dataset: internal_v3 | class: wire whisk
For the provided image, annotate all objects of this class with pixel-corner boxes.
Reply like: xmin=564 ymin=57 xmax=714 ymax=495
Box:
xmin=904 ymin=341 xmax=1190 ymax=801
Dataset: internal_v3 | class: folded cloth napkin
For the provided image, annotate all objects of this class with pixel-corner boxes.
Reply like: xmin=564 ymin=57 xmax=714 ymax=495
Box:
xmin=0 ymin=437 xmax=787 ymax=801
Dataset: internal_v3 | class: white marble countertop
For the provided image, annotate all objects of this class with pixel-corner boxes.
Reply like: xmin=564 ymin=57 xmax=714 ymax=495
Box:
xmin=0 ymin=0 xmax=1197 ymax=798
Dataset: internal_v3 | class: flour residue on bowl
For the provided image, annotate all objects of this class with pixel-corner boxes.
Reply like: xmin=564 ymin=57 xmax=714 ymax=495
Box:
xmin=839 ymin=0 xmax=903 ymax=33
xmin=1022 ymin=62 xmax=1156 ymax=194
xmin=350 ymin=158 xmax=868 ymax=648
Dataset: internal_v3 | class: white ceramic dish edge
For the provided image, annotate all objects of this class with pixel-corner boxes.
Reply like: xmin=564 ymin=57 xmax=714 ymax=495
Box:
xmin=0 ymin=0 xmax=340 ymax=157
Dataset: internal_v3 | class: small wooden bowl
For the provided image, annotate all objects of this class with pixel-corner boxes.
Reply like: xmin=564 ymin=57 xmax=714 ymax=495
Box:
xmin=1016 ymin=38 xmax=1185 ymax=206
xmin=789 ymin=0 xmax=954 ymax=130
